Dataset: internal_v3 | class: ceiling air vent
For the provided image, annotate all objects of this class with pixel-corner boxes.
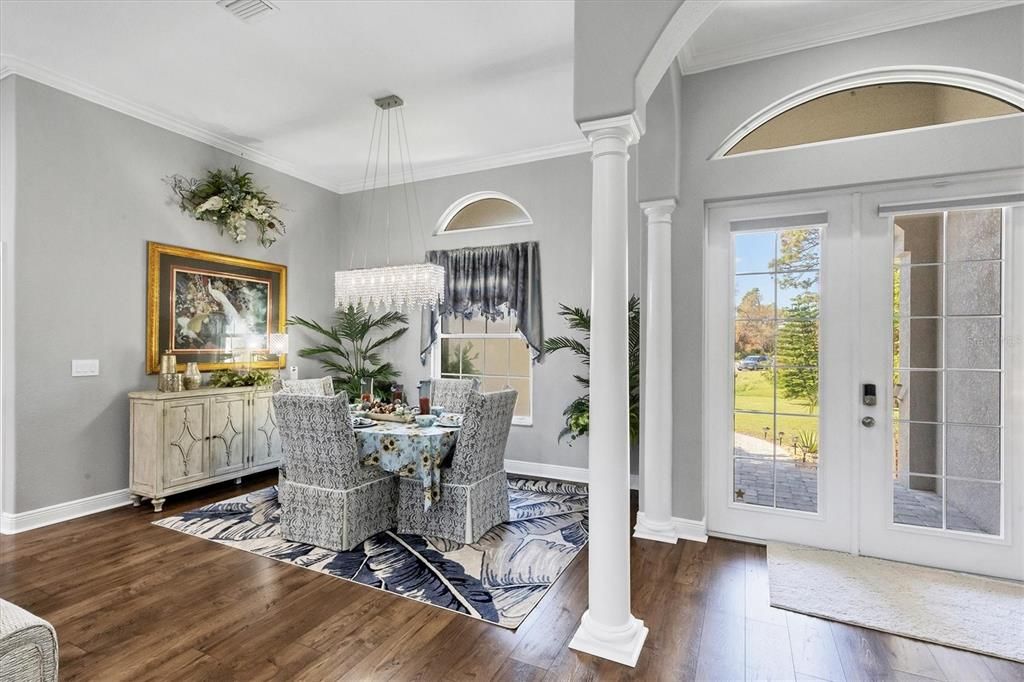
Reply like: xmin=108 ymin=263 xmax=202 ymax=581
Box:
xmin=216 ymin=0 xmax=278 ymax=23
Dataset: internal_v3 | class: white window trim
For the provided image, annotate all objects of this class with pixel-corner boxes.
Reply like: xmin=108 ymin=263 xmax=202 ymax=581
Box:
xmin=431 ymin=329 xmax=534 ymax=426
xmin=434 ymin=191 xmax=534 ymax=235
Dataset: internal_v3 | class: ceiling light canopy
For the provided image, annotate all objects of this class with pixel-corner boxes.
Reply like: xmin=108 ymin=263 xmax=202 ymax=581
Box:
xmin=334 ymin=95 xmax=445 ymax=311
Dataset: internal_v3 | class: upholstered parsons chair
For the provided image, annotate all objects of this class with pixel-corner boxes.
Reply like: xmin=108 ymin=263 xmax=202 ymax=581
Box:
xmin=397 ymin=389 xmax=517 ymax=544
xmin=430 ymin=377 xmax=479 ymax=413
xmin=272 ymin=392 xmax=397 ymax=551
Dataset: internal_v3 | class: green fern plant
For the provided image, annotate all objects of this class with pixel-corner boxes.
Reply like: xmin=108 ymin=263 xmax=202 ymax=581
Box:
xmin=543 ymin=296 xmax=640 ymax=445
xmin=287 ymin=305 xmax=408 ymax=398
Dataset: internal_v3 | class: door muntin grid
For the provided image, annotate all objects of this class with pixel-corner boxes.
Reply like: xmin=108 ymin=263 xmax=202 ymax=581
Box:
xmin=891 ymin=209 xmax=1004 ymax=536
xmin=733 ymin=226 xmax=822 ymax=513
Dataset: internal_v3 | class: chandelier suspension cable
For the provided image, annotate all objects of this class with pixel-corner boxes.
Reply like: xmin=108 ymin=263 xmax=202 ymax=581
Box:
xmin=396 ymin=107 xmax=417 ymax=264
xmin=384 ymin=107 xmax=392 ymax=265
xmin=349 ymin=107 xmax=382 ymax=270
xmin=335 ymin=94 xmax=445 ymax=311
xmin=398 ymin=107 xmax=428 ymax=266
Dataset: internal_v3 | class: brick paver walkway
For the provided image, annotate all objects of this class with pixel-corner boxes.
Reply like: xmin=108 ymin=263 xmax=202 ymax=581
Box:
xmin=732 ymin=432 xmax=984 ymax=532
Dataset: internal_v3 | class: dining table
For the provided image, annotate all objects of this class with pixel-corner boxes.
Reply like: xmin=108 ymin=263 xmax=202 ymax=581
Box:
xmin=354 ymin=420 xmax=460 ymax=510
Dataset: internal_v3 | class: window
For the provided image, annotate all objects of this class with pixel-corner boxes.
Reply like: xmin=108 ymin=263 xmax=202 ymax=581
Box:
xmin=719 ymin=79 xmax=1022 ymax=157
xmin=732 ymin=226 xmax=822 ymax=513
xmin=435 ymin=192 xmax=533 ymax=234
xmin=435 ymin=309 xmax=533 ymax=425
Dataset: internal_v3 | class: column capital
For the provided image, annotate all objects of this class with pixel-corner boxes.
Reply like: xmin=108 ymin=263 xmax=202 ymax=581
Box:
xmin=640 ymin=197 xmax=676 ymax=222
xmin=579 ymin=113 xmax=643 ymax=146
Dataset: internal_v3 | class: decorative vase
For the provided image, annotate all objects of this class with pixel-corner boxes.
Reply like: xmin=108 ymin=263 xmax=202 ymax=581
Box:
xmin=159 ymin=352 xmax=177 ymax=375
xmin=183 ymin=362 xmax=202 ymax=390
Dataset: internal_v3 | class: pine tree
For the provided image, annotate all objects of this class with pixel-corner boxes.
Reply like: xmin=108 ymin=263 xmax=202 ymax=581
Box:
xmin=776 ymin=292 xmax=819 ymax=409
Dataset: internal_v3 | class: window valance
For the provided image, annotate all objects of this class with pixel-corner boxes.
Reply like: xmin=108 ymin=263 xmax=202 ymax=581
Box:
xmin=420 ymin=241 xmax=543 ymax=363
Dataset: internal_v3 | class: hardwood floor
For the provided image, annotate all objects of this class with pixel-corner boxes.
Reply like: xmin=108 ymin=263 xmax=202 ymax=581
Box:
xmin=1 ymin=472 xmax=1020 ymax=681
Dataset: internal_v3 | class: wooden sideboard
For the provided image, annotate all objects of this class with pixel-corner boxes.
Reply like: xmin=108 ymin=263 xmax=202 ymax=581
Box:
xmin=129 ymin=385 xmax=282 ymax=511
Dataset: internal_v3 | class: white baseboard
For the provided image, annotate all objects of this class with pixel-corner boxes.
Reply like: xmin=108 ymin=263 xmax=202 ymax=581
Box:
xmin=0 ymin=488 xmax=132 ymax=534
xmin=504 ymin=459 xmax=639 ymax=490
xmin=634 ymin=511 xmax=708 ymax=544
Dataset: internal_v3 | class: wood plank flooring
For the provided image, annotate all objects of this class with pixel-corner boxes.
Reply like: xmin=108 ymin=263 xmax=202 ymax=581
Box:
xmin=1 ymin=472 xmax=1020 ymax=681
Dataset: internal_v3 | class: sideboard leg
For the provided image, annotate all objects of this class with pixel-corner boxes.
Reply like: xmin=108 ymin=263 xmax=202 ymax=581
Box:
xmin=130 ymin=494 xmax=142 ymax=507
xmin=151 ymin=498 xmax=166 ymax=513
xmin=235 ymin=477 xmax=242 ymax=485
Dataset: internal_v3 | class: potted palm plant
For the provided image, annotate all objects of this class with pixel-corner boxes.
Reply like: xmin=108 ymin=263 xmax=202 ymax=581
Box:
xmin=543 ymin=296 xmax=640 ymax=444
xmin=287 ymin=305 xmax=408 ymax=398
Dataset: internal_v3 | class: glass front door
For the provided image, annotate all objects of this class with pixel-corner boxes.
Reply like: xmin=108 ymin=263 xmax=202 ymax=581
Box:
xmin=707 ymin=177 xmax=1023 ymax=580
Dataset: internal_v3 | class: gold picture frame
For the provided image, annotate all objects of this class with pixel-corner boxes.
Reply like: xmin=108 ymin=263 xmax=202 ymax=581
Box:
xmin=146 ymin=242 xmax=287 ymax=374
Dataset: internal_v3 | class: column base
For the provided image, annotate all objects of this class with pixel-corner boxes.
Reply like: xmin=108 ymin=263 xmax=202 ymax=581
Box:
xmin=632 ymin=511 xmax=678 ymax=544
xmin=568 ymin=610 xmax=649 ymax=667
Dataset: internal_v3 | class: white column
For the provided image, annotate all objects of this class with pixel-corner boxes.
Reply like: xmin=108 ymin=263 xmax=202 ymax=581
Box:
xmin=633 ymin=199 xmax=677 ymax=544
xmin=568 ymin=115 xmax=648 ymax=667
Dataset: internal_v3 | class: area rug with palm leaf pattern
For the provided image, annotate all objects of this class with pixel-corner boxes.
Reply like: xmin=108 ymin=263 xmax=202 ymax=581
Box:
xmin=153 ymin=477 xmax=588 ymax=629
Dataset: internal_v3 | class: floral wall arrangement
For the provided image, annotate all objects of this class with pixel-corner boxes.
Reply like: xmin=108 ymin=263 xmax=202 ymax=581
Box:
xmin=167 ymin=166 xmax=286 ymax=247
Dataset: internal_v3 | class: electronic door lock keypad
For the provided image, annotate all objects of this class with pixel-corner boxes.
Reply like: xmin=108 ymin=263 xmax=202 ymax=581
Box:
xmin=862 ymin=383 xmax=877 ymax=406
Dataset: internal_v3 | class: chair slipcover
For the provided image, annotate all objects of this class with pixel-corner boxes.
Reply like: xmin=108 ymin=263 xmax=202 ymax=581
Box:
xmin=273 ymin=392 xmax=396 ymax=551
xmin=430 ymin=377 xmax=479 ymax=414
xmin=397 ymin=389 xmax=516 ymax=543
xmin=0 ymin=599 xmax=58 ymax=682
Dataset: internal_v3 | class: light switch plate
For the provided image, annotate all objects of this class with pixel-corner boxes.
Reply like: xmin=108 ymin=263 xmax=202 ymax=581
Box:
xmin=71 ymin=359 xmax=100 ymax=377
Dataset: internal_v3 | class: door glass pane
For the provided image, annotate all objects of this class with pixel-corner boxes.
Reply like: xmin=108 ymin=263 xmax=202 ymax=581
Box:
xmin=735 ymin=274 xmax=776 ymax=317
xmin=946 ymin=262 xmax=1001 ymax=316
xmin=735 ymin=231 xmax=776 ymax=273
xmin=890 ymin=210 xmax=1003 ymax=536
xmin=946 ymin=318 xmax=1000 ymax=369
xmin=897 ymin=421 xmax=943 ymax=477
xmin=945 ymin=480 xmax=1000 ymax=535
xmin=945 ymin=425 xmax=1000 ymax=480
xmin=893 ymin=476 xmax=944 ymax=529
xmin=732 ymin=226 xmax=821 ymax=514
xmin=734 ymin=457 xmax=774 ymax=507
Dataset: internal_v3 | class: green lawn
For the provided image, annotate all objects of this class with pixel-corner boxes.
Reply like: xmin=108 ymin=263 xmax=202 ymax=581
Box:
xmin=734 ymin=371 xmax=818 ymax=445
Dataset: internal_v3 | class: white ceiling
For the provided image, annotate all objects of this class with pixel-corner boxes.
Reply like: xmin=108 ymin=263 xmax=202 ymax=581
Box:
xmin=1 ymin=1 xmax=1015 ymax=193
xmin=0 ymin=0 xmax=579 ymax=192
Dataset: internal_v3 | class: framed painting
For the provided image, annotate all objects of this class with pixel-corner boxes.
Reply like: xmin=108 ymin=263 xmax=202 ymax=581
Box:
xmin=146 ymin=242 xmax=287 ymax=374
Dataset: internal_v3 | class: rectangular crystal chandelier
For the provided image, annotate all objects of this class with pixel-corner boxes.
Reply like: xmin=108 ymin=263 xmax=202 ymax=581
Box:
xmin=335 ymin=94 xmax=445 ymax=311
xmin=335 ymin=263 xmax=445 ymax=310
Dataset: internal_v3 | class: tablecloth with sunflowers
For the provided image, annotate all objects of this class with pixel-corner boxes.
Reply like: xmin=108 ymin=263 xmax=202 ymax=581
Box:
xmin=356 ymin=422 xmax=459 ymax=510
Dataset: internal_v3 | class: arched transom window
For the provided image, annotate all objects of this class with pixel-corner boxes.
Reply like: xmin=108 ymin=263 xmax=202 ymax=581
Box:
xmin=716 ymin=69 xmax=1024 ymax=158
xmin=435 ymin=192 xmax=533 ymax=235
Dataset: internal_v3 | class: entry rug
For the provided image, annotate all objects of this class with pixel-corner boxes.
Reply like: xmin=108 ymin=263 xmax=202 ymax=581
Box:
xmin=767 ymin=543 xmax=1024 ymax=662
xmin=154 ymin=477 xmax=588 ymax=629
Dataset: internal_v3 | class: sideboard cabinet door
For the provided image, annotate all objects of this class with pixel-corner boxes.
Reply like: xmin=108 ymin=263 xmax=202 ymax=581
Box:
xmin=162 ymin=398 xmax=210 ymax=488
xmin=210 ymin=393 xmax=248 ymax=477
xmin=250 ymin=392 xmax=281 ymax=467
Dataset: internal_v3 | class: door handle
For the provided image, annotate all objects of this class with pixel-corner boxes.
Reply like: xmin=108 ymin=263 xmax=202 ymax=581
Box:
xmin=861 ymin=416 xmax=876 ymax=428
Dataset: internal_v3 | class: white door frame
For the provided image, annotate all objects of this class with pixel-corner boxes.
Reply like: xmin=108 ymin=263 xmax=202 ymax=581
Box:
xmin=703 ymin=169 xmax=1024 ymax=579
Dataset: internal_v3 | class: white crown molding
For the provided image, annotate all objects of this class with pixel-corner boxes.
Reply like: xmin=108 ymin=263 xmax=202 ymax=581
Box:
xmin=0 ymin=488 xmax=132 ymax=534
xmin=0 ymin=53 xmax=590 ymax=196
xmin=678 ymin=1 xmax=1022 ymax=75
xmin=504 ymin=458 xmax=639 ymax=491
xmin=335 ymin=139 xmax=589 ymax=195
xmin=0 ymin=54 xmax=341 ymax=192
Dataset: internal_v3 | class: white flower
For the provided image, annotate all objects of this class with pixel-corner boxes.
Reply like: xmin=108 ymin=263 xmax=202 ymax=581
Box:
xmin=195 ymin=195 xmax=224 ymax=215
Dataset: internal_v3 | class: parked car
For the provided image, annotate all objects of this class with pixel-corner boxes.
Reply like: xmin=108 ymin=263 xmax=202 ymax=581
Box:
xmin=736 ymin=355 xmax=771 ymax=371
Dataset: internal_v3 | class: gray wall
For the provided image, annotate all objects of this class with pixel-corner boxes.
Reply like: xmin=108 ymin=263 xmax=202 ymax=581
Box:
xmin=334 ymin=153 xmax=643 ymax=472
xmin=11 ymin=77 xmax=341 ymax=512
xmin=667 ymin=6 xmax=1024 ymax=519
